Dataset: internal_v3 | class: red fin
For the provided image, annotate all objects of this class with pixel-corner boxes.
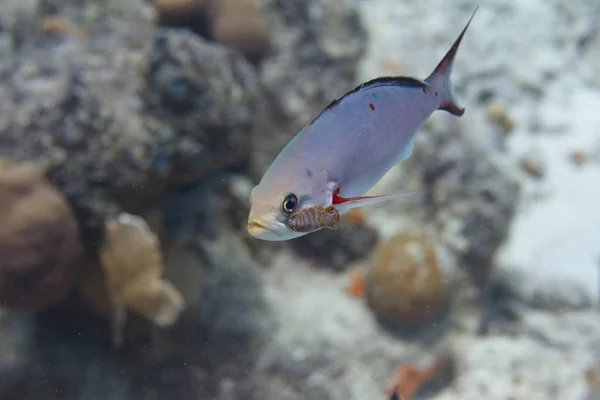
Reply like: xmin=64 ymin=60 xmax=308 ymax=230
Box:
xmin=331 ymin=188 xmax=417 ymax=215
xmin=332 ymin=188 xmax=379 ymax=205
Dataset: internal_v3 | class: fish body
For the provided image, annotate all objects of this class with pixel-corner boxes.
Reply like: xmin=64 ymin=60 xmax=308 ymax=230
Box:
xmin=248 ymin=8 xmax=478 ymax=241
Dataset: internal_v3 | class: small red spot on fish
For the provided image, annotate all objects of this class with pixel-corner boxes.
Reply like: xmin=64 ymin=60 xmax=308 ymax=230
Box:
xmin=369 ymin=103 xmax=375 ymax=111
xmin=435 ymin=91 xmax=438 ymax=97
xmin=422 ymin=87 xmax=428 ymax=94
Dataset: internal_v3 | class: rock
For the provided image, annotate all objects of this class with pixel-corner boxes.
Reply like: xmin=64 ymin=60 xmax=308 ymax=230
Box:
xmin=290 ymin=223 xmax=380 ymax=271
xmin=494 ymin=88 xmax=600 ymax=310
xmin=154 ymin=0 xmax=270 ymax=63
xmin=486 ymin=101 xmax=516 ymax=135
xmin=0 ymin=159 xmax=83 ymax=310
xmin=161 ymin=242 xmax=205 ymax=307
xmin=160 ymin=177 xmax=233 ymax=243
xmin=0 ymin=0 xmax=156 ymax=56
xmin=155 ymin=0 xmax=207 ymax=28
xmin=144 ymin=29 xmax=261 ymax=185
xmin=206 ymin=0 xmax=271 ymax=63
xmin=39 ymin=16 xmax=88 ymax=39
xmin=39 ymin=0 xmax=158 ymax=33
xmin=0 ymin=0 xmax=40 ymax=58
xmin=192 ymin=255 xmax=272 ymax=359
xmin=0 ymin=15 xmax=261 ymax=251
xmin=0 ymin=24 xmax=168 ymax=248
xmin=402 ymin=116 xmax=522 ymax=291
xmin=365 ymin=230 xmax=451 ymax=334
xmin=449 ymin=310 xmax=600 ymax=400
xmin=251 ymin=0 xmax=367 ymax=177
xmin=519 ymin=156 xmax=545 ymax=179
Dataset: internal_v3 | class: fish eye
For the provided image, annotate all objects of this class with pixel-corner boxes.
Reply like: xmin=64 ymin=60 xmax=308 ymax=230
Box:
xmin=281 ymin=193 xmax=298 ymax=216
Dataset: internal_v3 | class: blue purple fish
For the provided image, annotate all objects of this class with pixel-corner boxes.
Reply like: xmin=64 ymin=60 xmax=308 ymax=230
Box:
xmin=248 ymin=8 xmax=478 ymax=241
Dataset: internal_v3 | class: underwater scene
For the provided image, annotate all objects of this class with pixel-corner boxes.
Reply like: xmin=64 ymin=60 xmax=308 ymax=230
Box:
xmin=0 ymin=0 xmax=599 ymax=399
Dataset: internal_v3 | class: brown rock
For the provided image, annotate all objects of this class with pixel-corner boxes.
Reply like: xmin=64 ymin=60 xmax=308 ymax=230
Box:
xmin=0 ymin=159 xmax=83 ymax=310
xmin=154 ymin=0 xmax=270 ymax=62
xmin=519 ymin=156 xmax=545 ymax=179
xmin=154 ymin=0 xmax=207 ymax=28
xmin=486 ymin=101 xmax=516 ymax=134
xmin=207 ymin=0 xmax=270 ymax=62
xmin=570 ymin=150 xmax=589 ymax=166
xmin=40 ymin=16 xmax=88 ymax=39
xmin=366 ymin=230 xmax=447 ymax=325
xmin=155 ymin=0 xmax=207 ymax=13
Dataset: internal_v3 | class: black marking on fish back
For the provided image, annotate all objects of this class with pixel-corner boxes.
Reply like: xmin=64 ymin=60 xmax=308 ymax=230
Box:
xmin=307 ymin=76 xmax=429 ymax=126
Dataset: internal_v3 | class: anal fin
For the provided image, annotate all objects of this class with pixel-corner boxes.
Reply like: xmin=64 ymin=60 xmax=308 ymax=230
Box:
xmin=332 ymin=188 xmax=416 ymax=214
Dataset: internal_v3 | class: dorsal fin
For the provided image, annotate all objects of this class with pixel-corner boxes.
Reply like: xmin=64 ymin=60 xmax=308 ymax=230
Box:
xmin=308 ymin=76 xmax=429 ymax=126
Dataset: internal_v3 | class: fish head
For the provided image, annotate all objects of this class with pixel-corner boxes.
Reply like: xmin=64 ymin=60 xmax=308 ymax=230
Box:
xmin=247 ymin=182 xmax=312 ymax=241
xmin=247 ymin=162 xmax=334 ymax=241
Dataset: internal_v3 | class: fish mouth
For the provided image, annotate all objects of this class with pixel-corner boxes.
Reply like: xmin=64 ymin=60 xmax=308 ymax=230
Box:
xmin=248 ymin=220 xmax=271 ymax=231
xmin=247 ymin=218 xmax=278 ymax=238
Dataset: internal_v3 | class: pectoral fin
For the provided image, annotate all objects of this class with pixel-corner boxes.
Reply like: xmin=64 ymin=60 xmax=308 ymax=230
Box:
xmin=332 ymin=188 xmax=416 ymax=214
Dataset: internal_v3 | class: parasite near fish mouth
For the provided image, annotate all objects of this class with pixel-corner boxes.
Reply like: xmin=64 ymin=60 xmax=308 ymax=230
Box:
xmin=287 ymin=205 xmax=340 ymax=233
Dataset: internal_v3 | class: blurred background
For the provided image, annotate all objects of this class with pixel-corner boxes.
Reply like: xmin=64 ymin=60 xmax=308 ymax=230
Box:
xmin=0 ymin=0 xmax=599 ymax=399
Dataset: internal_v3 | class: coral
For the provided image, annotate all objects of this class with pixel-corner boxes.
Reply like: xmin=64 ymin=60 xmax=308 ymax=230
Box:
xmin=0 ymin=159 xmax=83 ymax=310
xmin=81 ymin=213 xmax=184 ymax=347
xmin=39 ymin=0 xmax=158 ymax=32
xmin=569 ymin=150 xmax=589 ymax=166
xmin=365 ymin=230 xmax=449 ymax=328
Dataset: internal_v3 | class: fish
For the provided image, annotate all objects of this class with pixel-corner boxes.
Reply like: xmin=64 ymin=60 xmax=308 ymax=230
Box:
xmin=247 ymin=8 xmax=478 ymax=241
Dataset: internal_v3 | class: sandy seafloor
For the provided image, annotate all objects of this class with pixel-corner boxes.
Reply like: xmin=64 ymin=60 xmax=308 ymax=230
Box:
xmin=262 ymin=0 xmax=600 ymax=399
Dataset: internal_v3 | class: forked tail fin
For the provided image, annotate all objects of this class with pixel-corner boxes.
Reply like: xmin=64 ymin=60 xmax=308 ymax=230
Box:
xmin=425 ymin=6 xmax=478 ymax=116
